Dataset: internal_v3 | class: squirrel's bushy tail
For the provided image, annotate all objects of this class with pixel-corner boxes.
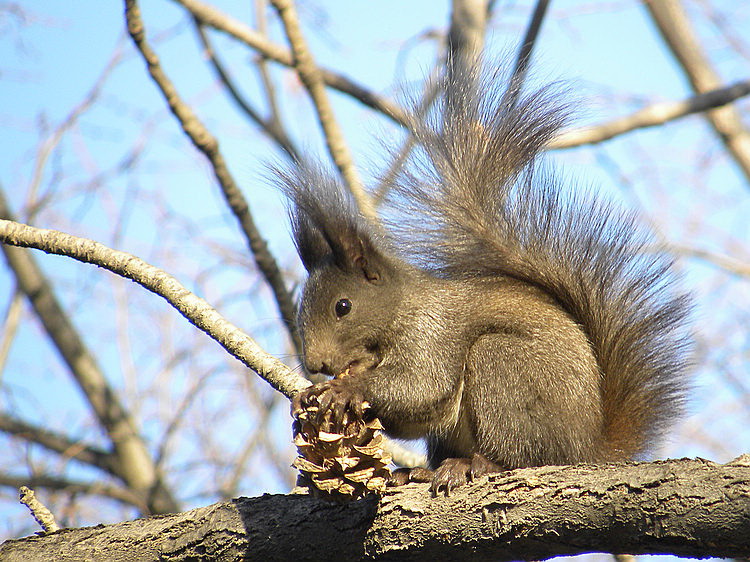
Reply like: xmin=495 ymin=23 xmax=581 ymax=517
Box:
xmin=386 ymin=64 xmax=691 ymax=459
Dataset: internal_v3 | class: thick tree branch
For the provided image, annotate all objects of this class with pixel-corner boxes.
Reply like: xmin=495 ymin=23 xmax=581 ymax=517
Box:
xmin=169 ymin=0 xmax=409 ymax=126
xmin=448 ymin=0 xmax=489 ymax=78
xmin=124 ymin=0 xmax=302 ymax=354
xmin=0 ymin=217 xmax=310 ymax=400
xmin=2 ymin=458 xmax=748 ymax=560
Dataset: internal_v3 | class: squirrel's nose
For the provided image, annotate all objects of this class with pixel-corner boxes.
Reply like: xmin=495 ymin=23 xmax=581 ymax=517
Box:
xmin=304 ymin=353 xmax=334 ymax=377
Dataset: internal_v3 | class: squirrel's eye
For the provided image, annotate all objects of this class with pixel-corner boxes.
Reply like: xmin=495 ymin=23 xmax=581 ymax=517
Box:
xmin=335 ymin=298 xmax=352 ymax=318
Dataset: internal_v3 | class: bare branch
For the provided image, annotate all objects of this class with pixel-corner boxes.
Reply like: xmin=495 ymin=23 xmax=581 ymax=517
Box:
xmin=154 ymin=364 xmax=215 ymax=467
xmin=169 ymin=0 xmax=409 ymax=126
xmin=192 ymin=20 xmax=300 ymax=161
xmin=645 ymin=0 xmax=750 ymax=183
xmin=124 ymin=0 xmax=302 ymax=354
xmin=553 ymin=78 xmax=750 ymax=148
xmin=253 ymin=0 xmax=291 ymax=157
xmin=25 ymin=44 xmax=126 ymax=220
xmin=0 ymin=476 xmax=146 ymax=511
xmin=0 ymin=217 xmax=310 ymax=400
xmin=509 ymin=0 xmax=550 ymax=91
xmin=0 ymin=191 xmax=177 ymax=515
xmin=0 ymin=414 xmax=118 ymax=477
xmin=448 ymin=0 xmax=490 ymax=76
xmin=19 ymin=487 xmax=59 ymax=534
xmin=373 ymin=62 xmax=443 ymax=205
xmin=3 ymin=458 xmax=749 ymax=560
xmin=0 ymin=289 xmax=23 ymax=382
xmin=269 ymin=0 xmax=373 ymax=218
xmin=669 ymin=244 xmax=750 ymax=278
xmin=382 ymin=440 xmax=427 ymax=470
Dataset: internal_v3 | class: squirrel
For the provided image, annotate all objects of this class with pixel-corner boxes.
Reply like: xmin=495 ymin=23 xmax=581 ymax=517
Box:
xmin=279 ymin=62 xmax=691 ymax=494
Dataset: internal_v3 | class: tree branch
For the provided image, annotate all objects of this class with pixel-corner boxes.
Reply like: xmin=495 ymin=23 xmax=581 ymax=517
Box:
xmin=192 ymin=20 xmax=301 ymax=161
xmin=552 ymin=78 xmax=750 ymax=148
xmin=0 ymin=217 xmax=310 ymax=400
xmin=2 ymin=458 xmax=748 ymax=560
xmin=668 ymin=243 xmax=750 ymax=278
xmin=269 ymin=0 xmax=372 ymax=218
xmin=448 ymin=0 xmax=490 ymax=77
xmin=644 ymin=0 xmax=750 ymax=183
xmin=0 ymin=191 xmax=177 ymax=515
xmin=0 ymin=414 xmax=119 ymax=477
xmin=0 ymin=476 xmax=146 ymax=511
xmin=169 ymin=0 xmax=409 ymax=126
xmin=124 ymin=0 xmax=302 ymax=355
xmin=509 ymin=0 xmax=549 ymax=92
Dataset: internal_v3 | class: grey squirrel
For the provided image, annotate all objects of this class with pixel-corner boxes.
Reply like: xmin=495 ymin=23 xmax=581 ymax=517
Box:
xmin=280 ymin=63 xmax=690 ymax=494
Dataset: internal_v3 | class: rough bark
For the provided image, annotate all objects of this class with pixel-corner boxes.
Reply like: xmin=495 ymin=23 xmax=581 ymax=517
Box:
xmin=2 ymin=457 xmax=749 ymax=561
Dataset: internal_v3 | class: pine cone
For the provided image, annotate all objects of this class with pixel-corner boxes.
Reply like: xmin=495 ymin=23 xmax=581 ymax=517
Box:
xmin=291 ymin=385 xmax=392 ymax=501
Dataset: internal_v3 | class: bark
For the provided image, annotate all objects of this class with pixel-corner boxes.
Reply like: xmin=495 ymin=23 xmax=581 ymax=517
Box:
xmin=2 ymin=457 xmax=749 ymax=561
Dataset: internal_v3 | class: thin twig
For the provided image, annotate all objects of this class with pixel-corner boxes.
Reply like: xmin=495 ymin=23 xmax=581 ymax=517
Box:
xmin=219 ymin=390 xmax=281 ymax=498
xmin=509 ymin=0 xmax=550 ymax=92
xmin=25 ymin=44 xmax=126 ymax=221
xmin=154 ymin=365 xmax=216 ymax=467
xmin=669 ymin=244 xmax=750 ymax=278
xmin=193 ymin=20 xmax=300 ymax=161
xmin=374 ymin=62 xmax=444 ymax=205
xmin=124 ymin=0 xmax=302 ymax=354
xmin=169 ymin=0 xmax=409 ymax=126
xmin=254 ymin=0 xmax=286 ymax=135
xmin=19 ymin=486 xmax=60 ymax=534
xmin=269 ymin=0 xmax=373 ymax=218
xmin=0 ymin=217 xmax=311 ymax=400
xmin=552 ymin=79 xmax=750 ymax=148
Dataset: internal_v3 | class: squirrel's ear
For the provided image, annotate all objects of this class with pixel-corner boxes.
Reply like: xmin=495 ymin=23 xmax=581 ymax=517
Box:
xmin=292 ymin=212 xmax=331 ymax=272
xmin=293 ymin=213 xmax=389 ymax=282
xmin=333 ymin=231 xmax=387 ymax=284
xmin=276 ymin=161 xmax=391 ymax=280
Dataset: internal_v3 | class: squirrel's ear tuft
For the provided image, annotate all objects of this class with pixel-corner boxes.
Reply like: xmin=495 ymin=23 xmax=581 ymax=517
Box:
xmin=274 ymin=162 xmax=390 ymax=280
xmin=291 ymin=211 xmax=331 ymax=272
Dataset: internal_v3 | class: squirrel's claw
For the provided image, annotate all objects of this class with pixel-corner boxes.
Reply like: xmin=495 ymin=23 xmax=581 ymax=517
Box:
xmin=430 ymin=454 xmax=502 ymax=496
xmin=294 ymin=379 xmax=366 ymax=433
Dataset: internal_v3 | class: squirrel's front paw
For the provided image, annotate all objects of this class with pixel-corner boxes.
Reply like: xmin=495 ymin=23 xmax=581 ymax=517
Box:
xmin=291 ymin=379 xmax=366 ymax=432
xmin=430 ymin=453 xmax=502 ymax=496
xmin=387 ymin=467 xmax=434 ymax=487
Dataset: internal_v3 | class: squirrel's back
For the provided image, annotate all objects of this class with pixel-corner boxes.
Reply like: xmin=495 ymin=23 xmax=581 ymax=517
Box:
xmin=386 ymin=63 xmax=691 ymax=460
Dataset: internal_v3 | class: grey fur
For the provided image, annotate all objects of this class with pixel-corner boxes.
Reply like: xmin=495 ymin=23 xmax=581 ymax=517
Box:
xmin=277 ymin=63 xmax=691 ymax=487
